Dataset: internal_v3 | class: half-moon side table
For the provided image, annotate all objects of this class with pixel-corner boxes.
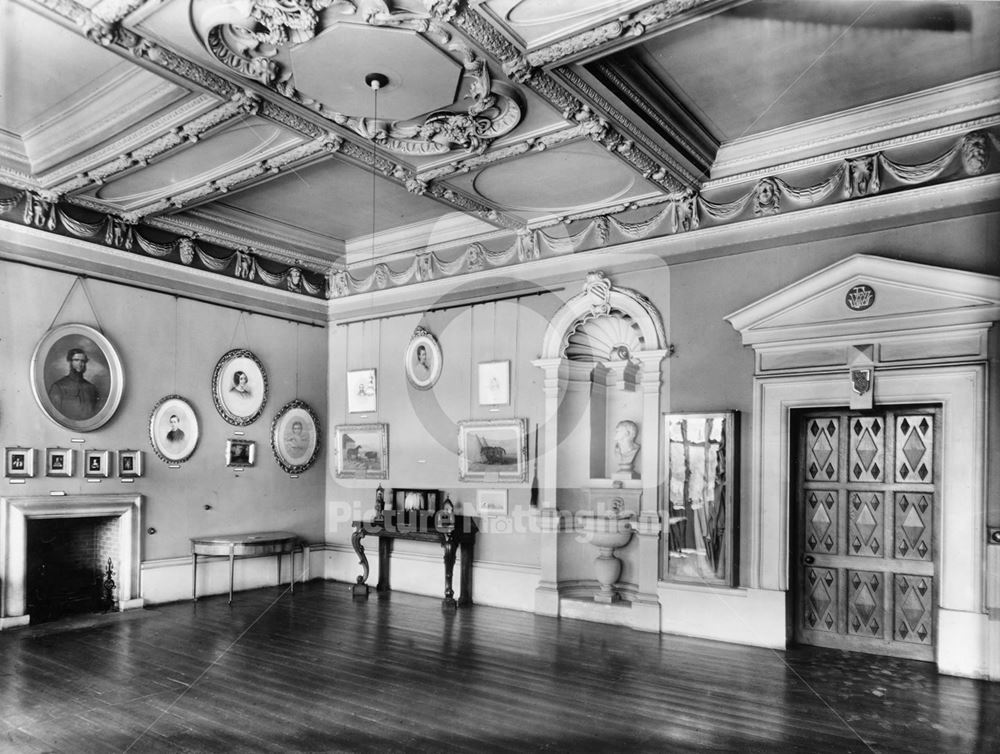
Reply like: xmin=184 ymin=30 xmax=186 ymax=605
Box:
xmin=191 ymin=531 xmax=300 ymax=604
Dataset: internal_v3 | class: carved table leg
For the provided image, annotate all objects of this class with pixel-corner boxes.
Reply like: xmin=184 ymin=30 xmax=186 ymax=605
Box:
xmin=351 ymin=525 xmax=369 ymax=597
xmin=377 ymin=538 xmax=393 ymax=592
xmin=441 ymin=538 xmax=459 ymax=610
xmin=458 ymin=541 xmax=474 ymax=606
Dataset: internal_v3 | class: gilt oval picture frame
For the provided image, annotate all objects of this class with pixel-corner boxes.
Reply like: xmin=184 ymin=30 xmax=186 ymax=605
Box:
xmin=271 ymin=399 xmax=321 ymax=474
xmin=404 ymin=327 xmax=442 ymax=390
xmin=212 ymin=348 xmax=268 ymax=426
xmin=149 ymin=395 xmax=200 ymax=464
xmin=30 ymin=323 xmax=124 ymax=432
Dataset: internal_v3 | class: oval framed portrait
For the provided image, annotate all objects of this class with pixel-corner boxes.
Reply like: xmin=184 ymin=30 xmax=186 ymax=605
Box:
xmin=212 ymin=348 xmax=268 ymax=426
xmin=30 ymin=323 xmax=124 ymax=432
xmin=149 ymin=395 xmax=200 ymax=463
xmin=271 ymin=399 xmax=321 ymax=474
xmin=403 ymin=326 xmax=442 ymax=390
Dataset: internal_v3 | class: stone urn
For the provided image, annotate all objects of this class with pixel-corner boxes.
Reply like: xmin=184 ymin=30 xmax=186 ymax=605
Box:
xmin=579 ymin=498 xmax=636 ymax=603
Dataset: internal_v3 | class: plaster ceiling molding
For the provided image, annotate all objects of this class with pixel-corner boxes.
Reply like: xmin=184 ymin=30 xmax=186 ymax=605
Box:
xmin=471 ymin=143 xmax=640 ymax=215
xmin=88 ymin=117 xmax=304 ymax=213
xmin=481 ymin=0 xmax=650 ymax=50
xmin=189 ymin=0 xmax=524 ymax=156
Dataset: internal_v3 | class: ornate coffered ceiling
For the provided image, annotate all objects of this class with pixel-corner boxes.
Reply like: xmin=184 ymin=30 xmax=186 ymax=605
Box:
xmin=1 ymin=0 xmax=998 ymax=313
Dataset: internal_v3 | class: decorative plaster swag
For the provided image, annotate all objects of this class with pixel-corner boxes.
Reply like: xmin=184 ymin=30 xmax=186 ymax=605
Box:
xmin=0 ymin=129 xmax=994 ymax=299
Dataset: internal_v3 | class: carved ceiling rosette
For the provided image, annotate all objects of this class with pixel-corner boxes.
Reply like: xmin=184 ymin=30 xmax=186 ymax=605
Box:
xmin=190 ymin=0 xmax=523 ymax=156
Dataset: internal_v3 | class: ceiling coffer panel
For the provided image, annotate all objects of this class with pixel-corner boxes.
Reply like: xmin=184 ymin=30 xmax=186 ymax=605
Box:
xmin=190 ymin=0 xmax=524 ymax=156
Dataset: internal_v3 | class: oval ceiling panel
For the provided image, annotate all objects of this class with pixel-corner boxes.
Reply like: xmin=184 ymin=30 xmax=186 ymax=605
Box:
xmin=474 ymin=146 xmax=635 ymax=212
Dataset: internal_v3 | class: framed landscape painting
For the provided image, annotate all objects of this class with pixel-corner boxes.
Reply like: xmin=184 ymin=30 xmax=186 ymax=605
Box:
xmin=457 ymin=418 xmax=528 ymax=483
xmin=335 ymin=423 xmax=388 ymax=479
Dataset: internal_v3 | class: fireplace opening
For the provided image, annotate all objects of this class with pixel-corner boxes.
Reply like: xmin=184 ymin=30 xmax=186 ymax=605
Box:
xmin=26 ymin=517 xmax=120 ymax=624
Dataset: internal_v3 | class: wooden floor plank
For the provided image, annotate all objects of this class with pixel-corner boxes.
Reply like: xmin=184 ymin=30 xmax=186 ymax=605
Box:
xmin=0 ymin=581 xmax=997 ymax=753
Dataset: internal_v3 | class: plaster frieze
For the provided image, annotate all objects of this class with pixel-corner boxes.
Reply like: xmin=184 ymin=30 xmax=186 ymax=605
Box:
xmin=704 ymin=115 xmax=1000 ymax=191
xmin=0 ymin=187 xmax=330 ymax=299
xmin=328 ymin=129 xmax=998 ymax=298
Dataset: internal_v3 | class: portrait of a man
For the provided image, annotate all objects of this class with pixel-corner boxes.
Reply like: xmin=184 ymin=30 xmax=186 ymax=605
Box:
xmin=32 ymin=324 xmax=123 ymax=432
xmin=403 ymin=329 xmax=441 ymax=390
xmin=47 ymin=347 xmax=100 ymax=421
xmin=166 ymin=414 xmax=185 ymax=443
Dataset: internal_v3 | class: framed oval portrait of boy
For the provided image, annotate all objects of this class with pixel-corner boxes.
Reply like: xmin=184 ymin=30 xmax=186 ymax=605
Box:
xmin=212 ymin=348 xmax=268 ymax=426
xmin=30 ymin=323 xmax=124 ymax=432
xmin=271 ymin=399 xmax=321 ymax=474
xmin=403 ymin=326 xmax=442 ymax=390
xmin=149 ymin=395 xmax=200 ymax=464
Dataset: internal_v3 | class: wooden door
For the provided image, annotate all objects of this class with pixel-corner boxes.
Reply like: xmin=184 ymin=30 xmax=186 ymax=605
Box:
xmin=794 ymin=408 xmax=937 ymax=660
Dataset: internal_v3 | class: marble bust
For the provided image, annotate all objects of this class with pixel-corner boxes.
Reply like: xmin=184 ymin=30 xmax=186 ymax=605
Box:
xmin=613 ymin=419 xmax=640 ymax=478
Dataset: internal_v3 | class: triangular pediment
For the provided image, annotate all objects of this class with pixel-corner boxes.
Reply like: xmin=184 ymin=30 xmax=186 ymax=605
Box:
xmin=726 ymin=255 xmax=1000 ymax=345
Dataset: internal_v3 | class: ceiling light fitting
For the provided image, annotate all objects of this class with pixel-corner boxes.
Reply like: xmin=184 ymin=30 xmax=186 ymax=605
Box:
xmin=365 ymin=73 xmax=389 ymax=91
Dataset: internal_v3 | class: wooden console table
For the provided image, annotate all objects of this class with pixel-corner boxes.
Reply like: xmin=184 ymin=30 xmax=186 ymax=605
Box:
xmin=351 ymin=514 xmax=477 ymax=609
xmin=191 ymin=531 xmax=300 ymax=604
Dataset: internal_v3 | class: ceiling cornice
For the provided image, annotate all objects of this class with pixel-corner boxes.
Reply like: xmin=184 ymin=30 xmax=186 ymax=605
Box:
xmin=453 ymin=5 xmax=696 ymax=195
xmin=713 ymin=72 xmax=1000 ymax=178
xmin=520 ymin=0 xmax=747 ymax=68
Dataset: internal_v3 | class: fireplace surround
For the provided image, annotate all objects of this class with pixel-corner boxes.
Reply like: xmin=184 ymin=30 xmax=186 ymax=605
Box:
xmin=1 ymin=493 xmax=143 ymax=629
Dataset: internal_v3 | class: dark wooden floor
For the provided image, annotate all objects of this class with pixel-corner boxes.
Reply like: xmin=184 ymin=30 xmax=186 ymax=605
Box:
xmin=0 ymin=581 xmax=997 ymax=753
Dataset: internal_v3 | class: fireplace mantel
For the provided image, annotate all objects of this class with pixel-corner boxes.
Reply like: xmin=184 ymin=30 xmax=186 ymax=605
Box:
xmin=1 ymin=493 xmax=144 ymax=629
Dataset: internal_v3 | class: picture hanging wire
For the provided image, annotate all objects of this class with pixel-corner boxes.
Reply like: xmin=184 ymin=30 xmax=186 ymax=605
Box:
xmin=295 ymin=322 xmax=300 ymax=398
xmin=366 ymin=72 xmax=387 ymax=380
xmin=47 ymin=275 xmax=106 ymax=333
xmin=173 ymin=296 xmax=179 ymax=392
xmin=227 ymin=310 xmax=251 ymax=350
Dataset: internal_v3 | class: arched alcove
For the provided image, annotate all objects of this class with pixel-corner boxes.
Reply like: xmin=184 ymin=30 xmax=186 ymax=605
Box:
xmin=532 ymin=271 xmax=669 ymax=631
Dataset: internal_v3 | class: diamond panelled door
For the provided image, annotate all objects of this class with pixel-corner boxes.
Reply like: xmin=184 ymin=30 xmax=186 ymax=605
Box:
xmin=795 ymin=408 xmax=937 ymax=660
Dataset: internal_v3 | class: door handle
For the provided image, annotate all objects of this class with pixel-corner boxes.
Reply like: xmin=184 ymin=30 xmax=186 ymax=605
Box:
xmin=803 ymin=555 xmax=816 ymax=565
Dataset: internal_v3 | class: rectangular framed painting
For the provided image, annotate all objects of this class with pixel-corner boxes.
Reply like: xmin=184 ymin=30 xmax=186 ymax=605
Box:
xmin=45 ymin=447 xmax=74 ymax=477
xmin=84 ymin=449 xmax=111 ymax=479
xmin=335 ymin=423 xmax=388 ymax=479
xmin=478 ymin=360 xmax=510 ymax=406
xmin=347 ymin=369 xmax=377 ymax=413
xmin=5 ymin=447 xmax=36 ymax=478
xmin=118 ymin=449 xmax=143 ymax=478
xmin=458 ymin=418 xmax=528 ymax=483
xmin=226 ymin=439 xmax=256 ymax=468
xmin=476 ymin=488 xmax=509 ymax=516
xmin=663 ymin=411 xmax=738 ymax=586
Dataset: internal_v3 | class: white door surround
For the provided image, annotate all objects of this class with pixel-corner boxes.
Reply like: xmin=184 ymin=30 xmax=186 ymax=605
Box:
xmin=1 ymin=493 xmax=144 ymax=629
xmin=727 ymin=254 xmax=1000 ymax=678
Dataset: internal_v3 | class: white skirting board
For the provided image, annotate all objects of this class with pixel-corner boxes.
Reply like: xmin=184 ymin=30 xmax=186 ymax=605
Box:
xmin=323 ymin=542 xmax=539 ymax=612
xmin=657 ymin=583 xmax=787 ymax=649
xmin=140 ymin=545 xmax=320 ymax=605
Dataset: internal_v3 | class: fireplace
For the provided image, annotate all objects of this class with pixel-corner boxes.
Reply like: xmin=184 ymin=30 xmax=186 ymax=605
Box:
xmin=1 ymin=494 xmax=143 ymax=630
